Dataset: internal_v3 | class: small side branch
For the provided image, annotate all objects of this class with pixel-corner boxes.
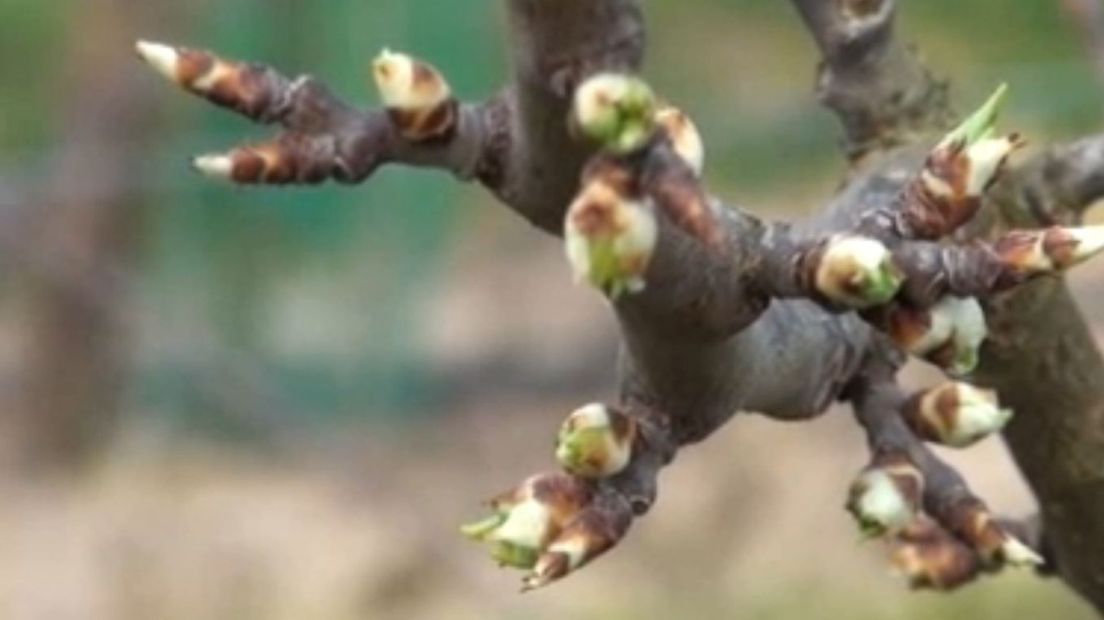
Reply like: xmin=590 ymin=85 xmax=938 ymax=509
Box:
xmin=790 ymin=0 xmax=950 ymax=158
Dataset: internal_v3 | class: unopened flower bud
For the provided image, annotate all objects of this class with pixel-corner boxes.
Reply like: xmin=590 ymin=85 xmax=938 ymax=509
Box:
xmin=846 ymin=452 xmax=923 ymax=537
xmin=891 ymin=519 xmax=981 ymax=590
xmin=814 ymin=236 xmax=903 ymax=308
xmin=372 ymin=49 xmax=457 ymax=142
xmin=885 ymin=297 xmax=987 ymax=376
xmin=904 ymin=84 xmax=1025 ymax=238
xmin=996 ymin=225 xmax=1104 ymax=275
xmin=135 ymin=40 xmax=275 ymax=119
xmin=556 ymin=404 xmax=637 ymax=478
xmin=565 ymin=178 xmax=658 ymax=299
xmin=655 ymin=105 xmax=704 ymax=176
xmin=943 ymin=499 xmax=1044 ymax=568
xmin=521 ymin=506 xmax=627 ymax=591
xmin=903 ymin=382 xmax=1012 ymax=448
xmin=461 ymin=473 xmax=591 ymax=570
xmin=572 ymin=74 xmax=658 ymax=154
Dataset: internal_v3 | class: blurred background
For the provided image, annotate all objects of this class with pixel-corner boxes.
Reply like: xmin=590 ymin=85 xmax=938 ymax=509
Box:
xmin=1 ymin=0 xmax=1103 ymax=618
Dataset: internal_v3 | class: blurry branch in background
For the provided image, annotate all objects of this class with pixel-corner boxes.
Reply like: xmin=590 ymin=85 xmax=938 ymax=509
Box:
xmin=1061 ymin=0 xmax=1104 ymax=89
xmin=136 ymin=0 xmax=1104 ymax=613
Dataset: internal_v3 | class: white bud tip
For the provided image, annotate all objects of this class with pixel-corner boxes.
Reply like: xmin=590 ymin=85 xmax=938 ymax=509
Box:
xmin=1001 ymin=537 xmax=1044 ymax=567
xmin=852 ymin=470 xmax=915 ymax=533
xmin=372 ymin=48 xmax=449 ymax=112
xmin=1071 ymin=226 xmax=1104 ymax=263
xmin=656 ymin=107 xmax=705 ymax=176
xmin=567 ymin=403 xmax=612 ymax=429
xmin=191 ymin=154 xmax=234 ymax=179
xmin=135 ymin=40 xmax=180 ymax=81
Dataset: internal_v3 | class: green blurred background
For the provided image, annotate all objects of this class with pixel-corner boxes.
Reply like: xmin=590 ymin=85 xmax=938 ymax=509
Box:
xmin=0 ymin=1 xmax=1102 ymax=618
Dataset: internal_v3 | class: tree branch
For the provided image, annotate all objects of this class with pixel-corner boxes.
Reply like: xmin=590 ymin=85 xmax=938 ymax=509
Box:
xmin=790 ymin=0 xmax=951 ymax=158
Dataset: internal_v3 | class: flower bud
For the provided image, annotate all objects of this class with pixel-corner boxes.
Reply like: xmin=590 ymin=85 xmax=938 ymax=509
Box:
xmin=555 ymin=403 xmax=637 ymax=478
xmin=846 ymin=452 xmax=923 ymax=538
xmin=461 ymin=473 xmax=591 ymax=569
xmin=995 ymin=225 xmax=1104 ymax=275
xmin=654 ymin=105 xmax=704 ymax=176
xmin=891 ymin=519 xmax=981 ymax=590
xmin=372 ymin=49 xmax=457 ymax=142
xmin=904 ymin=84 xmax=1025 ymax=238
xmin=572 ymin=73 xmax=658 ymax=154
xmin=885 ymin=297 xmax=987 ymax=376
xmin=943 ymin=499 xmax=1044 ymax=568
xmin=521 ymin=506 xmax=627 ymax=591
xmin=135 ymin=40 xmax=275 ymax=119
xmin=903 ymin=382 xmax=1012 ymax=448
xmin=564 ymin=178 xmax=658 ymax=299
xmin=814 ymin=236 xmax=903 ymax=308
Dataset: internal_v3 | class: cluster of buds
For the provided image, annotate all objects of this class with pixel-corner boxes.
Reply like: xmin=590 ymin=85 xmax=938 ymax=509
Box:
xmin=942 ymin=498 xmax=1044 ymax=568
xmin=572 ymin=73 xmax=659 ymax=154
xmin=901 ymin=382 xmax=1012 ymax=448
xmin=846 ymin=452 xmax=924 ymax=538
xmin=995 ymin=225 xmax=1104 ymax=276
xmin=654 ymin=104 xmax=705 ymax=176
xmin=812 ymin=235 xmax=904 ymax=309
xmin=890 ymin=518 xmax=981 ymax=590
xmin=564 ymin=164 xmax=658 ymax=298
xmin=879 ymin=296 xmax=988 ymax=375
xmin=372 ymin=49 xmax=458 ymax=142
xmin=903 ymin=84 xmax=1025 ymax=239
xmin=461 ymin=472 xmax=624 ymax=591
xmin=555 ymin=403 xmax=637 ymax=478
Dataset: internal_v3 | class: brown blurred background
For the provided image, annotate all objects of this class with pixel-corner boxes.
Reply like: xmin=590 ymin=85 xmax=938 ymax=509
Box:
xmin=1 ymin=1 xmax=1103 ymax=618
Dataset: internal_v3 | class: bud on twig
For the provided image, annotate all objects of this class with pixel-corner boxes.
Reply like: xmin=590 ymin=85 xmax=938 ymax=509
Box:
xmin=555 ymin=403 xmax=637 ymax=478
xmin=572 ymin=74 xmax=658 ymax=154
xmin=882 ymin=297 xmax=987 ymax=375
xmin=522 ymin=509 xmax=621 ymax=591
xmin=902 ymin=382 xmax=1012 ymax=448
xmin=372 ymin=49 xmax=457 ymax=142
xmin=846 ymin=452 xmax=924 ymax=538
xmin=903 ymin=84 xmax=1025 ymax=238
xmin=461 ymin=473 xmax=592 ymax=570
xmin=944 ymin=499 xmax=1044 ymax=568
xmin=565 ymin=175 xmax=658 ymax=299
xmin=135 ymin=40 xmax=279 ymax=120
xmin=813 ymin=236 xmax=903 ymax=308
xmin=891 ymin=518 xmax=981 ymax=590
xmin=654 ymin=105 xmax=705 ymax=176
xmin=995 ymin=225 xmax=1104 ymax=275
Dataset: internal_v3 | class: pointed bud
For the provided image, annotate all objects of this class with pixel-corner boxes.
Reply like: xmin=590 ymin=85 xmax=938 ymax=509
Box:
xmin=572 ymin=74 xmax=658 ymax=154
xmin=814 ymin=236 xmax=903 ymax=308
xmin=655 ymin=105 xmax=704 ymax=176
xmin=372 ymin=49 xmax=457 ymax=142
xmin=521 ymin=505 xmax=627 ymax=591
xmin=885 ymin=297 xmax=987 ymax=376
xmin=891 ymin=519 xmax=981 ymax=590
xmin=903 ymin=382 xmax=1012 ymax=448
xmin=903 ymin=84 xmax=1024 ymax=239
xmin=942 ymin=499 xmax=1044 ymax=568
xmin=556 ymin=404 xmax=637 ymax=478
xmin=565 ymin=177 xmax=658 ymax=299
xmin=462 ymin=473 xmax=592 ymax=569
xmin=846 ymin=452 xmax=924 ymax=537
xmin=996 ymin=225 xmax=1104 ymax=275
xmin=135 ymin=40 xmax=277 ymax=120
